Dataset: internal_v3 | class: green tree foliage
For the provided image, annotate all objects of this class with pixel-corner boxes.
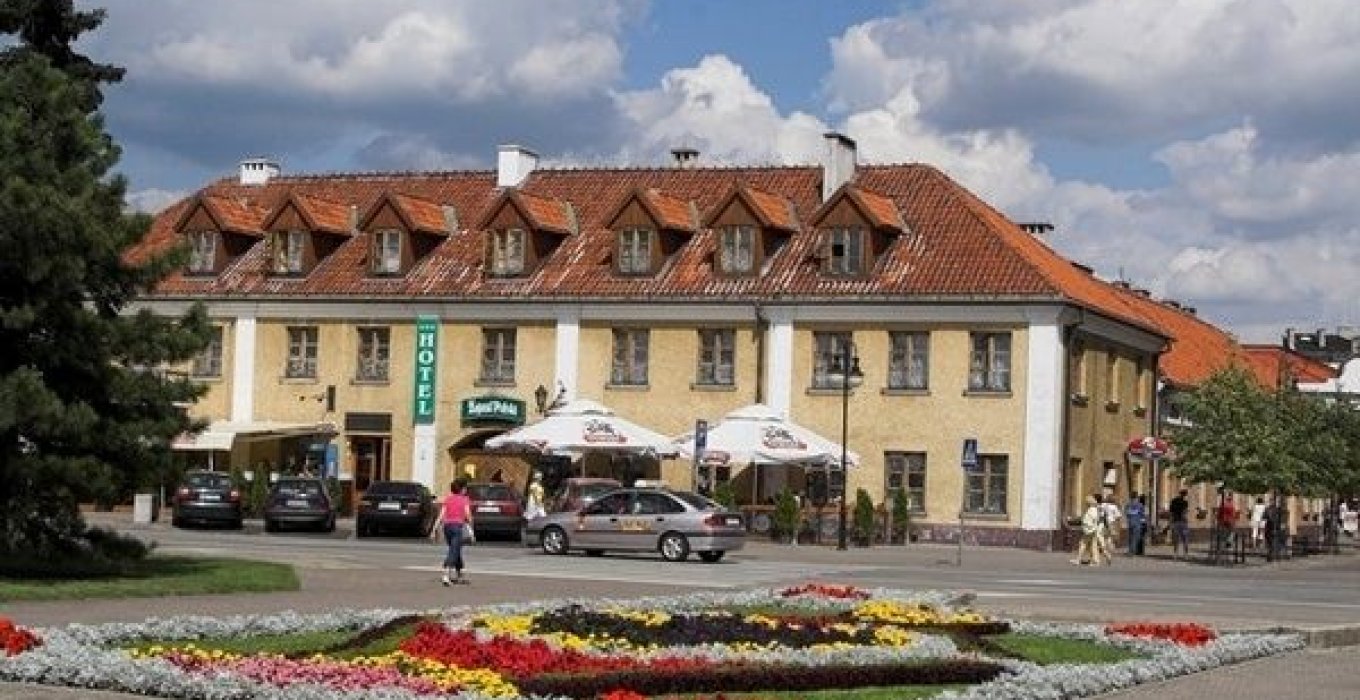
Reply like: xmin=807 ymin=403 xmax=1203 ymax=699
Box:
xmin=1 ymin=1 xmax=208 ymax=557
xmin=890 ymin=487 xmax=912 ymax=543
xmin=772 ymin=488 xmax=800 ymax=542
xmin=852 ymin=488 xmax=876 ymax=544
xmin=1171 ymin=365 xmax=1360 ymax=499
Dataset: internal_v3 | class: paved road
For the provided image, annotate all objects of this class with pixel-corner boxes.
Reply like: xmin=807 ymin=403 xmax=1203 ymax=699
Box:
xmin=3 ymin=514 xmax=1358 ymax=698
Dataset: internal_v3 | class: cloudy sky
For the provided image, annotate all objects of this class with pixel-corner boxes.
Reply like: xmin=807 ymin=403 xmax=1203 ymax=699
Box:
xmin=77 ymin=0 xmax=1360 ymax=343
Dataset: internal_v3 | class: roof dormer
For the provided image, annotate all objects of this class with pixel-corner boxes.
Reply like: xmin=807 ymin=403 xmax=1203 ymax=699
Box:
xmin=173 ymin=194 xmax=267 ymax=276
xmin=477 ymin=190 xmax=575 ymax=278
xmin=604 ymin=188 xmax=698 ymax=277
xmin=703 ymin=185 xmax=799 ymax=278
xmin=357 ymin=193 xmax=454 ymax=277
xmin=260 ymin=193 xmax=355 ymax=277
xmin=809 ymin=185 xmax=906 ymax=278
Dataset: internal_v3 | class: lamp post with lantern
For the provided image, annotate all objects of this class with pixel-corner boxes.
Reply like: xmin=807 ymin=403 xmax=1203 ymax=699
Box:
xmin=827 ymin=340 xmax=864 ymax=551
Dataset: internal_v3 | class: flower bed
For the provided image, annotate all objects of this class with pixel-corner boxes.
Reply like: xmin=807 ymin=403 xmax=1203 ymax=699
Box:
xmin=0 ymin=585 xmax=1304 ymax=699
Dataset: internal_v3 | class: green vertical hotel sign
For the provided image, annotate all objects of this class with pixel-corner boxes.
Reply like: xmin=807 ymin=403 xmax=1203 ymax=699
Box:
xmin=412 ymin=316 xmax=438 ymax=424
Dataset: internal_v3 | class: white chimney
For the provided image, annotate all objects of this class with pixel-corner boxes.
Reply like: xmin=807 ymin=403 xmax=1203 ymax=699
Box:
xmin=497 ymin=144 xmax=539 ymax=188
xmin=821 ymin=132 xmax=857 ymax=201
xmin=238 ymin=157 xmax=280 ymax=186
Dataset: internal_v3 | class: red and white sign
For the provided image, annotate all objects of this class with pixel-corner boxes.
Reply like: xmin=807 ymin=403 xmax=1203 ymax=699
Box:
xmin=1127 ymin=436 xmax=1171 ymax=460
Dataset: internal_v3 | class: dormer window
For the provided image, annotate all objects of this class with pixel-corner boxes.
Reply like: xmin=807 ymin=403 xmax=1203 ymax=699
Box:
xmin=617 ymin=226 xmax=653 ymax=276
xmin=491 ymin=228 xmax=526 ymax=277
xmin=187 ymin=230 xmax=217 ymax=274
xmin=826 ymin=226 xmax=865 ymax=276
xmin=372 ymin=229 xmax=402 ymax=275
xmin=718 ymin=225 xmax=755 ymax=275
xmin=271 ymin=230 xmax=306 ymax=275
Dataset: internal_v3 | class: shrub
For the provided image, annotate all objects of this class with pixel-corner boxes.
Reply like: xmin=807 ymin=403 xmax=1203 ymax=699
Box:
xmin=772 ymin=489 xmax=801 ymax=542
xmin=891 ymin=488 xmax=912 ymax=543
xmin=711 ymin=482 xmax=736 ymax=509
xmin=852 ymin=488 xmax=876 ymax=544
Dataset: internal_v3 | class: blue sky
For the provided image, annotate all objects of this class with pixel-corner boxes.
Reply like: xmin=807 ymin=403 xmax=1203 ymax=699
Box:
xmin=66 ymin=0 xmax=1360 ymax=343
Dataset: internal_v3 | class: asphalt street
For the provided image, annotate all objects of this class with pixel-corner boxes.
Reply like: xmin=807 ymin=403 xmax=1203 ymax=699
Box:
xmin=2 ymin=512 xmax=1357 ymax=698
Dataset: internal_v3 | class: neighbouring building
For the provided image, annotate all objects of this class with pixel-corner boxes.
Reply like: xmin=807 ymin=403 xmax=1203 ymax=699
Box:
xmin=129 ymin=135 xmax=1225 ymax=549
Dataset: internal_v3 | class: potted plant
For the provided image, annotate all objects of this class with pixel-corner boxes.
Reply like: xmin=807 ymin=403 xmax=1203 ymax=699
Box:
xmin=852 ymin=488 xmax=876 ymax=547
xmin=890 ymin=488 xmax=912 ymax=544
xmin=712 ymin=482 xmax=736 ymax=510
xmin=772 ymin=488 xmax=801 ymax=544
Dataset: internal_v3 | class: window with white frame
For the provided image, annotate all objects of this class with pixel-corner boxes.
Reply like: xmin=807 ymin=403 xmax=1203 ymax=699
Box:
xmin=718 ymin=225 xmax=755 ymax=275
xmin=610 ymin=328 xmax=649 ymax=385
xmin=964 ymin=454 xmax=1008 ymax=515
xmin=271 ymin=230 xmax=306 ymax=274
xmin=355 ymin=327 xmax=390 ymax=381
xmin=825 ymin=226 xmax=865 ymax=276
xmin=372 ymin=229 xmax=402 ymax=275
xmin=812 ymin=331 xmax=854 ymax=389
xmin=480 ymin=328 xmax=516 ymax=383
xmin=187 ymin=230 xmax=217 ymax=274
xmin=888 ymin=331 xmax=929 ymax=390
xmin=885 ymin=451 xmax=926 ymax=513
xmin=968 ymin=332 xmax=1012 ymax=392
xmin=285 ymin=326 xmax=318 ymax=378
xmin=491 ymin=228 xmax=525 ymax=276
xmin=696 ymin=329 xmax=736 ymax=385
xmin=191 ymin=326 xmax=223 ymax=378
xmin=617 ymin=226 xmax=653 ymax=275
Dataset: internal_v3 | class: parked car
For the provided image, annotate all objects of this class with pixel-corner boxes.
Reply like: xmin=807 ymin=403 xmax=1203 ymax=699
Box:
xmin=524 ymin=487 xmax=745 ymax=562
xmin=171 ymin=470 xmax=243 ymax=529
xmin=466 ymin=481 xmax=523 ymax=540
xmin=549 ymin=477 xmax=622 ymax=513
xmin=263 ymin=477 xmax=335 ymax=533
xmin=355 ymin=480 xmax=436 ymax=537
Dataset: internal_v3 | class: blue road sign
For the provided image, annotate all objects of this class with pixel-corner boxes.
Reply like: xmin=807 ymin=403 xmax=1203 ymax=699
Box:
xmin=961 ymin=438 xmax=979 ymax=470
xmin=695 ymin=419 xmax=708 ymax=451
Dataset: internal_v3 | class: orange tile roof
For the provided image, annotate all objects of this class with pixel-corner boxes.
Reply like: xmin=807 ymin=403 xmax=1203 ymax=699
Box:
xmin=136 ymin=164 xmax=1264 ymax=361
xmin=389 ymin=193 xmax=451 ymax=235
xmin=640 ymin=189 xmax=698 ymax=232
xmin=1241 ymin=345 xmax=1338 ymax=388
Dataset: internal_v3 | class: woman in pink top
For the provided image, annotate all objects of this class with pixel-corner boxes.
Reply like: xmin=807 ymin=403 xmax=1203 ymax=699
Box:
xmin=429 ymin=477 xmax=474 ymax=585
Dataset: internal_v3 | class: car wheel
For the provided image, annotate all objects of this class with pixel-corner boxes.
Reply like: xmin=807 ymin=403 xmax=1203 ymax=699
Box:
xmin=355 ymin=519 xmax=369 ymax=538
xmin=265 ymin=519 xmax=279 ymax=533
xmin=584 ymin=549 xmax=605 ymax=557
xmin=540 ymin=526 xmax=569 ymax=555
xmin=660 ymin=532 xmax=690 ymax=562
xmin=698 ymin=550 xmax=725 ymax=563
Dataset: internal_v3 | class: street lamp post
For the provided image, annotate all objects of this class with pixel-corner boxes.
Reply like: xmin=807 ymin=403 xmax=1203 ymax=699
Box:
xmin=831 ymin=341 xmax=864 ymax=551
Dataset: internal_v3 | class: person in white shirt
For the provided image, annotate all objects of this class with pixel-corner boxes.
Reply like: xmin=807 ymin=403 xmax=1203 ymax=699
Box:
xmin=523 ymin=471 xmax=547 ymax=521
xmin=1096 ymin=494 xmax=1122 ymax=563
xmin=1072 ymin=495 xmax=1105 ymax=565
xmin=1249 ymin=497 xmax=1268 ymax=549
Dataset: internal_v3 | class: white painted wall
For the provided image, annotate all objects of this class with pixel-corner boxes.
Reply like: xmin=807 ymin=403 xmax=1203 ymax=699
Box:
xmin=1022 ymin=312 xmax=1065 ymax=530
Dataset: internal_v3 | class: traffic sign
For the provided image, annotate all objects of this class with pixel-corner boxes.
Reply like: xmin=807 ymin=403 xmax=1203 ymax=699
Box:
xmin=694 ymin=419 xmax=708 ymax=451
xmin=961 ymin=438 xmax=979 ymax=470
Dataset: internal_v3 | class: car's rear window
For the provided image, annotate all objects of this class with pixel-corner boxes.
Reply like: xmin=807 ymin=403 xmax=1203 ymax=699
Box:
xmin=468 ymin=484 xmax=516 ymax=501
xmin=577 ymin=484 xmax=618 ymax=498
xmin=275 ymin=480 xmax=323 ymax=496
xmin=672 ymin=491 xmax=721 ymax=511
xmin=186 ymin=472 xmax=232 ymax=488
xmin=367 ymin=482 xmax=423 ymax=497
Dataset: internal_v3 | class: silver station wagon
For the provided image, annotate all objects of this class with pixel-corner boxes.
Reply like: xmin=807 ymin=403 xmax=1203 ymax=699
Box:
xmin=524 ymin=487 xmax=745 ymax=562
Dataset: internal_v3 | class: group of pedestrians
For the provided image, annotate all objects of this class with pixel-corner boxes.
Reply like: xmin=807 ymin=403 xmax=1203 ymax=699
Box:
xmin=1073 ymin=492 xmax=1126 ymax=565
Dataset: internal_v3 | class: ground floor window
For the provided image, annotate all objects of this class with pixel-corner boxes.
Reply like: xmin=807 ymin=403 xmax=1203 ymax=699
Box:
xmin=351 ymin=436 xmax=391 ymax=492
xmin=885 ymin=451 xmax=926 ymax=512
xmin=964 ymin=454 xmax=1008 ymax=515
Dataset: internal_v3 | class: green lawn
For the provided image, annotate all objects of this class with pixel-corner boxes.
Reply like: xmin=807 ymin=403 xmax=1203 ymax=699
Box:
xmin=989 ymin=632 xmax=1144 ymax=665
xmin=128 ymin=618 xmax=421 ymax=659
xmin=0 ymin=556 xmax=299 ymax=601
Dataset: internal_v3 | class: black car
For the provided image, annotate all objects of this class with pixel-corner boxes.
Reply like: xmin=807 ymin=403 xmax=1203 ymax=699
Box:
xmin=171 ymin=470 xmax=243 ymax=529
xmin=263 ymin=477 xmax=336 ymax=533
xmin=355 ymin=480 xmax=436 ymax=537
xmin=467 ymin=481 xmax=524 ymax=540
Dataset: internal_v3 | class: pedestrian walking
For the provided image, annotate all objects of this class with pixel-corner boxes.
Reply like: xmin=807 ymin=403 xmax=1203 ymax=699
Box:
xmin=1250 ymin=497 xmax=1267 ymax=549
xmin=1124 ymin=493 xmax=1147 ymax=555
xmin=524 ymin=471 xmax=547 ymax=521
xmin=430 ymin=477 xmax=474 ymax=586
xmin=1096 ymin=493 xmax=1120 ymax=564
xmin=1169 ymin=489 xmax=1190 ymax=559
xmin=1072 ymin=495 xmax=1104 ymax=566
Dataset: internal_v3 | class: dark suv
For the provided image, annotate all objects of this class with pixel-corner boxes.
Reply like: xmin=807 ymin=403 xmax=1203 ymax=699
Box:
xmin=171 ymin=470 xmax=243 ymax=529
xmin=356 ymin=480 xmax=435 ymax=537
xmin=263 ymin=477 xmax=336 ymax=533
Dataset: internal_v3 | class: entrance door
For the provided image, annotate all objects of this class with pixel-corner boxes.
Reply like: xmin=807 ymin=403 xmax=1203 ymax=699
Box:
xmin=352 ymin=436 xmax=391 ymax=492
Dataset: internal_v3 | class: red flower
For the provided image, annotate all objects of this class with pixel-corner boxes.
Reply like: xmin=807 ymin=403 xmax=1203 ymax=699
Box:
xmin=1105 ymin=622 xmax=1216 ymax=647
xmin=778 ymin=583 xmax=870 ymax=600
xmin=0 ymin=617 xmax=41 ymax=656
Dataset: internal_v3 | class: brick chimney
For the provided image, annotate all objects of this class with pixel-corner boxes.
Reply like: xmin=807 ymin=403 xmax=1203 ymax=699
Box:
xmin=238 ymin=158 xmax=280 ymax=186
xmin=821 ymin=132 xmax=857 ymax=202
xmin=497 ymin=145 xmax=539 ymax=188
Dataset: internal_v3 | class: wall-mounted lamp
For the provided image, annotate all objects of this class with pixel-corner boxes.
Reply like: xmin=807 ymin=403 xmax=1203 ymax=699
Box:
xmin=534 ymin=381 xmax=567 ymax=414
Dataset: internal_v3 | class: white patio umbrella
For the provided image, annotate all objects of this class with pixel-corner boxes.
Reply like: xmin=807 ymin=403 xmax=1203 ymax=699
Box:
xmin=484 ymin=398 xmax=679 ymax=458
xmin=672 ymin=403 xmax=859 ymax=468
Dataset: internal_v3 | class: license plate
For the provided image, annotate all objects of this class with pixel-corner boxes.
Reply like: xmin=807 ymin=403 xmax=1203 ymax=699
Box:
xmin=477 ymin=505 xmax=499 ymax=513
xmin=378 ymin=502 xmax=400 ymax=511
xmin=201 ymin=493 xmax=221 ymax=502
xmin=724 ymin=516 xmax=742 ymax=527
xmin=286 ymin=499 xmax=309 ymax=508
